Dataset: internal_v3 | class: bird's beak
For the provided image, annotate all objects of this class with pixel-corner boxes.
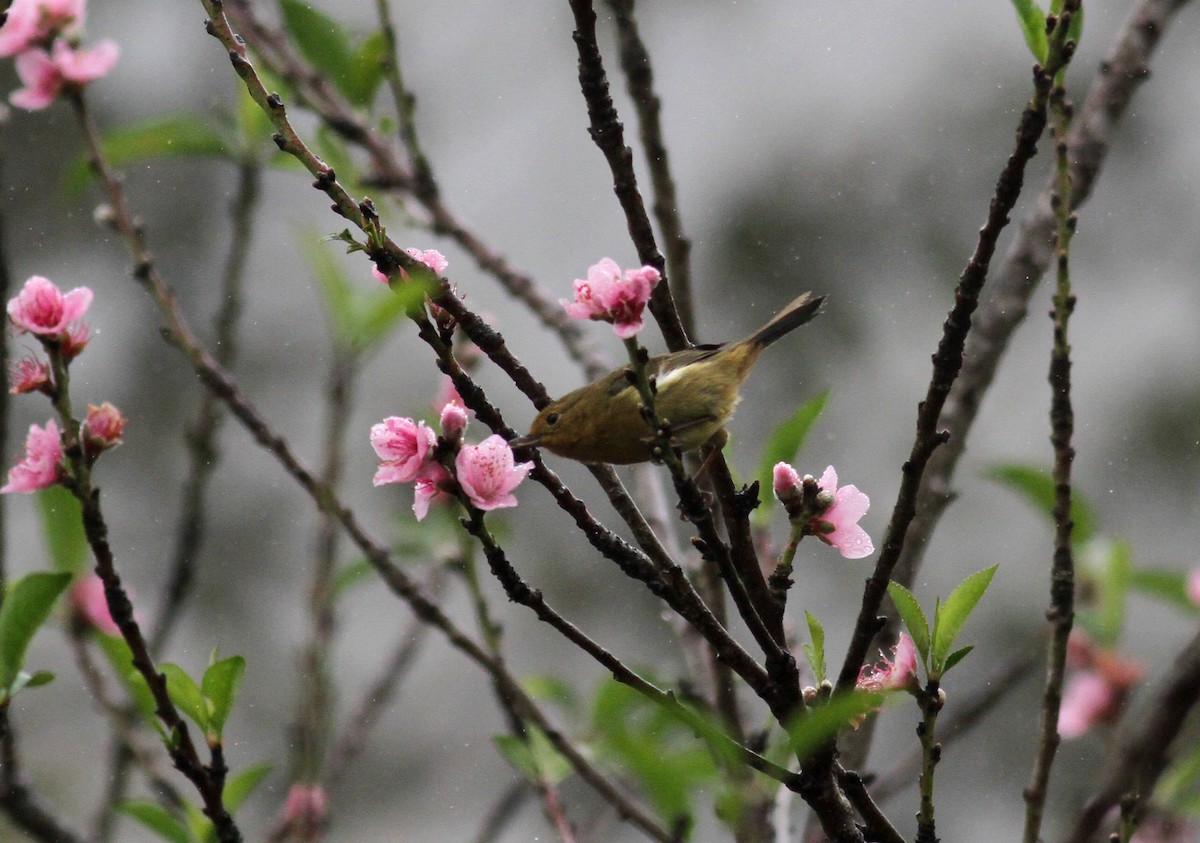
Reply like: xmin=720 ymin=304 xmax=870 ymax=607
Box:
xmin=508 ymin=433 xmax=541 ymax=451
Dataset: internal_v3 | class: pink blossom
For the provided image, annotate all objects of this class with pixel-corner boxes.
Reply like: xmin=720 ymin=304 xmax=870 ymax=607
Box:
xmin=439 ymin=400 xmax=469 ymax=439
xmin=70 ymin=573 xmax=119 ymax=635
xmin=857 ymin=632 xmax=918 ymax=692
xmin=404 ymin=248 xmax=448 ymax=275
xmin=455 ymin=434 xmax=532 ymax=511
xmin=0 ymin=0 xmax=86 ymax=57
xmin=9 ymin=355 xmax=49 ymax=394
xmin=1058 ymin=640 xmax=1144 ymax=739
xmin=810 ymin=465 xmax=873 ymax=559
xmin=413 ymin=462 xmax=450 ymax=521
xmin=60 ymin=319 xmax=90 ymax=358
xmin=7 ymin=275 xmax=93 ymax=337
xmin=772 ymin=461 xmax=802 ymax=504
xmin=562 ymin=257 xmax=661 ymax=338
xmin=10 ymin=38 xmax=118 ymax=111
xmin=1057 ymin=670 xmax=1114 ymax=739
xmin=371 ymin=264 xmax=388 ymax=285
xmin=370 ymin=416 xmax=436 ymax=485
xmin=82 ymin=402 xmax=125 ymax=452
xmin=1 ymin=418 xmax=62 ymax=493
xmin=281 ymin=783 xmax=327 ymax=835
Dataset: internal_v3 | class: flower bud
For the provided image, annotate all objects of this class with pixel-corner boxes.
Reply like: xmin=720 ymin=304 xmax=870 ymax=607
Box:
xmin=82 ymin=402 xmax=126 ymax=455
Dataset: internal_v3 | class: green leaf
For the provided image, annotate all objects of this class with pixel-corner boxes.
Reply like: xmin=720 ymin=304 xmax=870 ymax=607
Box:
xmin=221 ymin=761 xmax=273 ymax=813
xmin=802 ymin=611 xmax=827 ymax=684
xmin=786 ymin=691 xmax=887 ymax=763
xmin=332 ymin=559 xmax=375 ymax=597
xmin=201 ymin=655 xmax=246 ymax=738
xmin=96 ymin=633 xmax=159 ymax=726
xmin=494 ymin=734 xmax=539 ymax=781
xmin=19 ymin=670 xmax=56 ymax=691
xmin=1008 ymin=0 xmax=1048 ymax=63
xmin=753 ymin=390 xmax=829 ymax=524
xmin=117 ymin=800 xmax=194 ymax=843
xmin=160 ymin=663 xmax=208 ymax=732
xmin=344 ymin=29 xmax=388 ymax=107
xmin=886 ymin=580 xmax=931 ymax=663
xmin=526 ymin=726 xmax=573 ymax=785
xmin=1130 ymin=567 xmax=1196 ymax=614
xmin=985 ymin=463 xmax=1095 ymax=546
xmin=931 ymin=565 xmax=997 ymax=673
xmin=1094 ymin=539 xmax=1132 ymax=644
xmin=64 ymin=117 xmax=227 ymax=196
xmin=279 ymin=0 xmax=356 ymax=99
xmin=522 ymin=673 xmax=579 ymax=711
xmin=0 ymin=572 xmax=72 ymax=693
xmin=35 ymin=487 xmax=88 ymax=574
xmin=941 ymin=644 xmax=974 ymax=675
xmin=1065 ymin=4 xmax=1084 ymax=45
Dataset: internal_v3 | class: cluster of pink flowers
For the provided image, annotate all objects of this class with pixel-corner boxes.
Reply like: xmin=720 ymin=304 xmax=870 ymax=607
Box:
xmin=562 ymin=257 xmax=661 ymax=338
xmin=1 ymin=275 xmax=124 ymax=494
xmin=371 ymin=399 xmax=532 ymax=520
xmin=1057 ymin=630 xmax=1144 ymax=739
xmin=371 ymin=248 xmax=448 ymax=285
xmin=0 ymin=0 xmax=118 ymax=111
xmin=773 ymin=463 xmax=874 ymax=559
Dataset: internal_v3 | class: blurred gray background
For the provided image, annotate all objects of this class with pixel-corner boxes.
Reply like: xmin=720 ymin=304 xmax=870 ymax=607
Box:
xmin=2 ymin=0 xmax=1199 ymax=840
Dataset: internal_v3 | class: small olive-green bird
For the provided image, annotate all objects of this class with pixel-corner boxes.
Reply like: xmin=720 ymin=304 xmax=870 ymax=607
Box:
xmin=511 ymin=292 xmax=824 ymax=464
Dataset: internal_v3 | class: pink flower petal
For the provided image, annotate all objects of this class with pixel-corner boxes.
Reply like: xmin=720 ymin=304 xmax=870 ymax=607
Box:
xmin=53 ymin=38 xmax=118 ymax=83
xmin=7 ymin=275 xmax=94 ymax=335
xmin=1058 ymin=670 xmax=1113 ymax=739
xmin=369 ymin=416 xmax=436 ymax=485
xmin=455 ymin=434 xmax=532 ymax=511
xmin=1 ymin=418 xmax=62 ymax=493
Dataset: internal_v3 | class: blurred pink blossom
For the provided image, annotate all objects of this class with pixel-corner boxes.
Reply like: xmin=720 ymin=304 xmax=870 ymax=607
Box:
xmin=0 ymin=0 xmax=86 ymax=57
xmin=372 ymin=248 xmax=447 ymax=284
xmin=810 ymin=465 xmax=873 ymax=559
xmin=412 ymin=462 xmax=450 ymax=521
xmin=281 ymin=783 xmax=327 ymax=835
xmin=1188 ymin=569 xmax=1200 ymax=607
xmin=61 ymin=319 xmax=90 ymax=359
xmin=9 ymin=39 xmax=117 ymax=110
xmin=1058 ymin=632 xmax=1144 ymax=738
xmin=1 ymin=418 xmax=62 ymax=493
xmin=562 ymin=257 xmax=660 ymax=338
xmin=70 ymin=573 xmax=119 ymax=635
xmin=857 ymin=632 xmax=917 ymax=692
xmin=7 ymin=275 xmax=92 ymax=337
xmin=455 ymin=434 xmax=532 ymax=511
xmin=370 ymin=416 xmax=436 ymax=486
xmin=9 ymin=356 xmax=49 ymax=394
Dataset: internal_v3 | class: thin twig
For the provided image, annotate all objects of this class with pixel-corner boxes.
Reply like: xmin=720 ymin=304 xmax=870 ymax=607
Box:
xmin=1023 ymin=43 xmax=1081 ymax=842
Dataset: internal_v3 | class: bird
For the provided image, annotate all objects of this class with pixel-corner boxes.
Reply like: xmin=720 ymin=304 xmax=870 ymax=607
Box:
xmin=511 ymin=292 xmax=824 ymax=464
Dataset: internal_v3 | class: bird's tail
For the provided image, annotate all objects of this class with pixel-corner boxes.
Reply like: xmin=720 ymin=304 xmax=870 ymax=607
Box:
xmin=742 ymin=292 xmax=825 ymax=349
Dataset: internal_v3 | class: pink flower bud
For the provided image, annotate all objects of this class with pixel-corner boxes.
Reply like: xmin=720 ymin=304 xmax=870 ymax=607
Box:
xmin=772 ymin=462 xmax=802 ymax=503
xmin=562 ymin=258 xmax=660 ymax=338
xmin=82 ymin=402 xmax=125 ymax=453
xmin=0 ymin=418 xmax=63 ymax=493
xmin=370 ymin=416 xmax=437 ymax=485
xmin=282 ymin=783 xmax=328 ymax=835
xmin=7 ymin=275 xmax=93 ymax=338
xmin=439 ymin=400 xmax=469 ymax=439
xmin=454 ymin=434 xmax=532 ymax=512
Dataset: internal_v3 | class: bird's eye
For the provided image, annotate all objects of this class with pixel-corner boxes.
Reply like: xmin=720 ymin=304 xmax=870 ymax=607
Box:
xmin=546 ymin=412 xmax=560 ymax=425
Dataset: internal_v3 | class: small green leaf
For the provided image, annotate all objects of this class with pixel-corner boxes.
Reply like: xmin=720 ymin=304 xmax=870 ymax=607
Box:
xmin=160 ymin=663 xmax=208 ymax=732
xmin=786 ymin=691 xmax=887 ymax=763
xmin=931 ymin=565 xmax=997 ymax=672
xmin=985 ymin=463 xmax=1095 ymax=546
xmin=332 ymin=559 xmax=375 ymax=597
xmin=522 ymin=674 xmax=579 ymax=711
xmin=753 ymin=391 xmax=829 ymax=524
xmin=1008 ymin=0 xmax=1048 ymax=63
xmin=344 ymin=29 xmax=388 ymax=107
xmin=494 ymin=734 xmax=538 ymax=781
xmin=117 ymin=800 xmax=194 ymax=843
xmin=941 ymin=645 xmax=974 ymax=675
xmin=64 ymin=117 xmax=227 ymax=196
xmin=802 ymin=611 xmax=827 ymax=684
xmin=0 ymin=572 xmax=72 ymax=692
xmin=1066 ymin=4 xmax=1084 ymax=45
xmin=279 ymin=0 xmax=356 ymax=99
xmin=526 ymin=726 xmax=573 ymax=785
xmin=886 ymin=580 xmax=931 ymax=663
xmin=1130 ymin=567 xmax=1195 ymax=614
xmin=1094 ymin=539 xmax=1132 ymax=644
xmin=96 ymin=633 xmax=159 ymax=726
xmin=201 ymin=655 xmax=245 ymax=738
xmin=354 ymin=278 xmax=431 ymax=348
xmin=222 ymin=761 xmax=273 ymax=813
xmin=35 ymin=487 xmax=88 ymax=574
